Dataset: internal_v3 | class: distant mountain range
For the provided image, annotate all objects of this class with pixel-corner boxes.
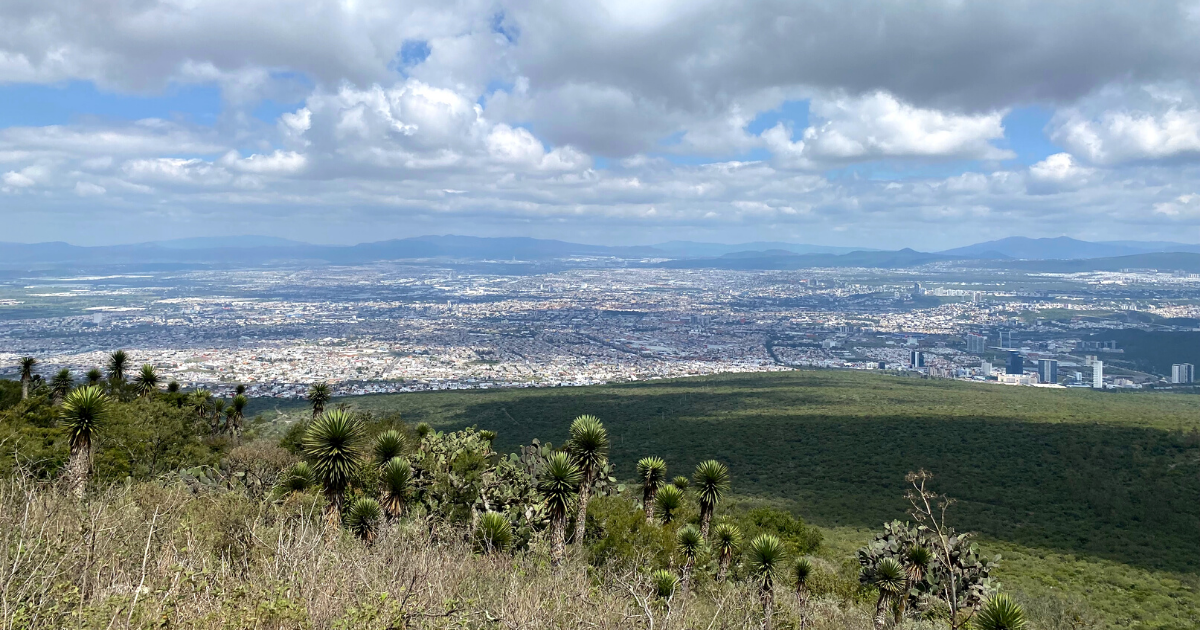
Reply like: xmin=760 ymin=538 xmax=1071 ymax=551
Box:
xmin=2 ymin=234 xmax=1200 ymax=272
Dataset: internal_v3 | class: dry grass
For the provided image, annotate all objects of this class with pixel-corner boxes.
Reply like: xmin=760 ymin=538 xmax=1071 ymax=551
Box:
xmin=0 ymin=475 xmax=896 ymax=630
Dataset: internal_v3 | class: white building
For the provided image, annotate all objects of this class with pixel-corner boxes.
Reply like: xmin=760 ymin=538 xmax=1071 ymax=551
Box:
xmin=1092 ymin=360 xmax=1104 ymax=389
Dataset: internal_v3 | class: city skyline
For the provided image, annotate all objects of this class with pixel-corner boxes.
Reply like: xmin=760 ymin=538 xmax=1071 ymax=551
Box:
xmin=3 ymin=2 xmax=1200 ymax=247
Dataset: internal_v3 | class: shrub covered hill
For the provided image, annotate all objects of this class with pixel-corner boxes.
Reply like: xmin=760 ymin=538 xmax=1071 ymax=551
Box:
xmin=2 ymin=360 xmax=1199 ymax=629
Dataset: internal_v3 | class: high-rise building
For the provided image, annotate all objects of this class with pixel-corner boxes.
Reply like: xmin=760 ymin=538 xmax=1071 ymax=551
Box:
xmin=910 ymin=350 xmax=925 ymax=368
xmin=1172 ymin=363 xmax=1195 ymax=384
xmin=1006 ymin=351 xmax=1023 ymax=375
xmin=1038 ymin=359 xmax=1058 ymax=384
xmin=980 ymin=361 xmax=992 ymax=376
xmin=1092 ymin=360 xmax=1104 ymax=388
xmin=965 ymin=334 xmax=987 ymax=353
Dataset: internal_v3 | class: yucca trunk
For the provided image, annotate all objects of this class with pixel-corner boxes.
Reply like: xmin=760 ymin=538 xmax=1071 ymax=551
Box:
xmin=66 ymin=442 xmax=91 ymax=499
xmin=796 ymin=586 xmax=810 ymax=630
xmin=572 ymin=468 xmax=594 ymax=545
xmin=681 ymin=558 xmax=694 ymax=594
xmin=873 ymin=592 xmax=889 ymax=630
xmin=324 ymin=489 xmax=344 ymax=530
xmin=21 ymin=378 xmax=29 ymax=400
xmin=699 ymin=502 xmax=713 ymax=537
xmin=643 ymin=484 xmax=658 ymax=523
xmin=717 ymin=550 xmax=731 ymax=582
xmin=550 ymin=510 xmax=567 ymax=565
xmin=761 ymin=587 xmax=774 ymax=630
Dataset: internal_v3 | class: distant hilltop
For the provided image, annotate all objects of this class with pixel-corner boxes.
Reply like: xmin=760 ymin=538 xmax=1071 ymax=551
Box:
xmin=1 ymin=234 xmax=1200 ymax=272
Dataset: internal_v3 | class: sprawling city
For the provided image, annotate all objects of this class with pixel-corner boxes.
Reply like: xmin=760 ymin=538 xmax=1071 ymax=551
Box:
xmin=3 ymin=254 xmax=1197 ymax=398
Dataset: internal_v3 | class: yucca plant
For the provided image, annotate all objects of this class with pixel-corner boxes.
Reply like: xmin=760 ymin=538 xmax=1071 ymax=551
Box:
xmin=897 ymin=544 xmax=933 ymax=622
xmin=676 ymin=524 xmax=704 ymax=592
xmin=379 ymin=456 xmax=412 ymax=519
xmin=654 ymin=484 xmax=684 ymax=524
xmin=479 ymin=429 xmax=497 ymax=442
xmin=474 ymin=511 xmax=513 ymax=554
xmin=18 ymin=356 xmax=37 ymax=400
xmin=306 ymin=382 xmax=331 ymax=418
xmin=59 ymin=386 xmax=110 ymax=498
xmin=303 ymin=409 xmax=365 ymax=519
xmin=229 ymin=394 xmax=247 ymax=440
xmin=166 ymin=381 xmax=180 ymax=393
xmin=188 ymin=389 xmax=213 ymax=425
xmin=566 ymin=414 xmax=608 ymax=545
xmin=713 ymin=522 xmax=742 ymax=582
xmin=50 ymin=368 xmax=74 ymax=405
xmin=651 ymin=569 xmax=678 ymax=600
xmin=345 ymin=497 xmax=383 ymax=544
xmin=671 ymin=475 xmax=690 ymax=490
xmin=278 ymin=461 xmax=316 ymax=495
xmin=637 ymin=456 xmax=666 ymax=523
xmin=134 ymin=364 xmax=159 ymax=397
xmin=537 ymin=451 xmax=582 ymax=565
xmin=693 ymin=459 xmax=730 ymax=537
xmin=211 ymin=399 xmax=226 ymax=435
xmin=794 ymin=556 xmax=815 ymax=624
xmin=747 ymin=534 xmax=785 ymax=630
xmin=372 ymin=429 xmax=406 ymax=465
xmin=415 ymin=422 xmax=432 ymax=439
xmin=975 ymin=593 xmax=1027 ymax=630
xmin=863 ymin=557 xmax=907 ymax=630
xmin=85 ymin=368 xmax=103 ymax=385
xmin=107 ymin=350 xmax=128 ymax=383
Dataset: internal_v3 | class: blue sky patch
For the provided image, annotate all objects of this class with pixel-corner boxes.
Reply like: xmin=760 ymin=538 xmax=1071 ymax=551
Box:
xmin=0 ymin=81 xmax=221 ymax=127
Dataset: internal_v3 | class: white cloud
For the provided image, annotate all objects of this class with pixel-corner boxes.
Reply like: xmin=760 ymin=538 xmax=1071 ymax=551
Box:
xmin=1154 ymin=193 xmax=1200 ymax=216
xmin=763 ymin=92 xmax=1011 ymax=169
xmin=219 ymin=150 xmax=309 ymax=175
xmin=2 ymin=171 xmax=35 ymax=187
xmin=1053 ymin=107 xmax=1200 ymax=164
xmin=1028 ymin=153 xmax=1094 ymax=193
xmin=74 ymin=181 xmax=106 ymax=196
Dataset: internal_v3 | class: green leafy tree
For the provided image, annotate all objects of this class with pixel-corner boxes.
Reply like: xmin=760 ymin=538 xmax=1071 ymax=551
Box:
xmin=693 ymin=459 xmax=730 ymax=537
xmin=18 ymin=357 xmax=37 ymax=400
xmin=50 ymin=368 xmax=74 ymax=405
xmin=566 ymin=414 xmax=609 ymax=545
xmin=537 ymin=451 xmax=581 ymax=565
xmin=379 ymin=456 xmax=412 ymax=519
xmin=303 ymin=409 xmax=365 ymax=520
xmin=655 ymin=484 xmax=684 ymax=524
xmin=345 ymin=497 xmax=383 ymax=544
xmin=372 ymin=429 xmax=406 ymax=465
xmin=747 ymin=534 xmax=785 ymax=630
xmin=59 ymin=386 xmax=110 ymax=498
xmin=636 ymin=456 xmax=666 ymax=523
xmin=134 ymin=364 xmax=159 ymax=398
xmin=306 ymin=382 xmax=331 ymax=418
xmin=676 ymin=524 xmax=703 ymax=593
xmin=713 ymin=522 xmax=742 ymax=582
xmin=107 ymin=350 xmax=128 ymax=383
xmin=474 ymin=511 xmax=514 ymax=554
xmin=975 ymin=594 xmax=1027 ymax=630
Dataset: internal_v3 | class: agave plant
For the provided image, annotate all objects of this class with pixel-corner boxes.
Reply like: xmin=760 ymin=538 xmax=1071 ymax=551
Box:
xmin=693 ymin=459 xmax=730 ymax=537
xmin=474 ymin=511 xmax=514 ymax=554
xmin=107 ymin=350 xmax=128 ymax=383
xmin=636 ymin=456 xmax=666 ymax=523
xmin=306 ymin=382 xmax=331 ymax=418
xmin=651 ymin=569 xmax=678 ymax=600
xmin=713 ymin=522 xmax=742 ymax=582
xmin=537 ymin=451 xmax=582 ymax=565
xmin=303 ymin=409 xmax=365 ymax=519
xmin=671 ymin=475 xmax=690 ymax=490
xmin=59 ymin=386 xmax=110 ymax=498
xmin=747 ymin=534 xmax=785 ymax=630
xmin=863 ymin=557 xmax=907 ymax=630
xmin=345 ymin=497 xmax=383 ymax=543
xmin=379 ymin=456 xmax=412 ymax=519
xmin=277 ymin=461 xmax=316 ymax=496
xmin=654 ymin=484 xmax=684 ymax=524
xmin=50 ymin=368 xmax=74 ymax=405
xmin=676 ymin=524 xmax=704 ymax=592
xmin=975 ymin=594 xmax=1027 ymax=630
xmin=18 ymin=357 xmax=37 ymax=400
xmin=566 ymin=414 xmax=609 ymax=545
xmin=134 ymin=364 xmax=159 ymax=398
xmin=372 ymin=429 xmax=406 ymax=465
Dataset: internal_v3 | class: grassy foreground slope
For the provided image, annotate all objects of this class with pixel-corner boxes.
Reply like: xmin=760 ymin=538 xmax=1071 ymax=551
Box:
xmin=257 ymin=370 xmax=1200 ymax=626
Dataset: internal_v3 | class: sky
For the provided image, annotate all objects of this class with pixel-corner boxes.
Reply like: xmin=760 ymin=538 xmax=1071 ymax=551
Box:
xmin=3 ymin=1 xmax=1200 ymax=249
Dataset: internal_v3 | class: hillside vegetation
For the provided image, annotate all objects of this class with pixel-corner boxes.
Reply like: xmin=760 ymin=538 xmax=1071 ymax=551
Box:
xmin=255 ymin=370 xmax=1200 ymax=627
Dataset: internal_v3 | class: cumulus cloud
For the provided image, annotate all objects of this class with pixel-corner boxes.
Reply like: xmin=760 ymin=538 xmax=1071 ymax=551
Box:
xmin=1154 ymin=193 xmax=1200 ymax=216
xmin=1052 ymin=107 xmax=1200 ymax=164
xmin=763 ymin=92 xmax=1011 ymax=168
xmin=1027 ymin=153 xmax=1094 ymax=193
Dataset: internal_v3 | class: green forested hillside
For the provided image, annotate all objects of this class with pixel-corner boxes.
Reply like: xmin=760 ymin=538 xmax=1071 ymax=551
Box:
xmin=255 ymin=370 xmax=1200 ymax=627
